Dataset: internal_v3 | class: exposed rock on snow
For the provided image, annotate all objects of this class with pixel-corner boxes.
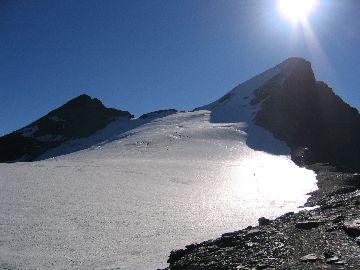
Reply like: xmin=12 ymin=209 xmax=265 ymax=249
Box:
xmin=139 ymin=109 xmax=177 ymax=119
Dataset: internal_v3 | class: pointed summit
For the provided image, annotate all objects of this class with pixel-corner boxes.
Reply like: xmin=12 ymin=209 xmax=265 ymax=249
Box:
xmin=200 ymin=57 xmax=360 ymax=171
xmin=255 ymin=60 xmax=360 ymax=171
xmin=59 ymin=94 xmax=103 ymax=109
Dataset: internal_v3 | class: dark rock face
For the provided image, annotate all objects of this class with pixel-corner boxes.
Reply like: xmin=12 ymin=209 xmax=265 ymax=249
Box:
xmin=139 ymin=109 xmax=177 ymax=119
xmin=252 ymin=58 xmax=360 ymax=172
xmin=0 ymin=94 xmax=133 ymax=162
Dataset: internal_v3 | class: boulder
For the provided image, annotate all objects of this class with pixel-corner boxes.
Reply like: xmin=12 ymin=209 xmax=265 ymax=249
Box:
xmin=295 ymin=221 xmax=320 ymax=230
xmin=343 ymin=219 xmax=360 ymax=238
xmin=300 ymin=254 xmax=318 ymax=262
xmin=258 ymin=217 xmax=272 ymax=226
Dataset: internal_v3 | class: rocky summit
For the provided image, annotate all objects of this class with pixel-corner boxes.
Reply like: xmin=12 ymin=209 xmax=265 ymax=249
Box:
xmin=253 ymin=58 xmax=360 ymax=172
xmin=197 ymin=57 xmax=360 ymax=172
xmin=0 ymin=94 xmax=133 ymax=162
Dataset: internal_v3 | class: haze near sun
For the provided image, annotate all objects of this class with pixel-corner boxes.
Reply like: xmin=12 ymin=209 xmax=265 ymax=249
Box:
xmin=278 ymin=0 xmax=317 ymax=22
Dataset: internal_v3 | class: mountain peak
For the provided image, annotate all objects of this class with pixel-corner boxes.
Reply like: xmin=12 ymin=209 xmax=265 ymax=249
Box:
xmin=0 ymin=94 xmax=134 ymax=162
xmin=280 ymin=56 xmax=310 ymax=66
xmin=74 ymin=93 xmax=92 ymax=99
xmin=58 ymin=94 xmax=104 ymax=111
xmin=198 ymin=57 xmax=360 ymax=171
xmin=253 ymin=59 xmax=360 ymax=171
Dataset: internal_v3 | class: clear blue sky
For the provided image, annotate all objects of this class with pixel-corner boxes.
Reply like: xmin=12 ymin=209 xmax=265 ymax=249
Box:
xmin=1 ymin=0 xmax=359 ymax=136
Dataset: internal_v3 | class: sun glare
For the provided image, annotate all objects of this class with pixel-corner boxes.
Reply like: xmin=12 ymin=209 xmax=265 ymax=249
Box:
xmin=278 ymin=0 xmax=317 ymax=23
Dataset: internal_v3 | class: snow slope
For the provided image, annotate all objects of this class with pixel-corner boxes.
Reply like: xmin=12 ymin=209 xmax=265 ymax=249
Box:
xmin=0 ymin=63 xmax=317 ymax=270
xmin=37 ymin=110 xmax=177 ymax=160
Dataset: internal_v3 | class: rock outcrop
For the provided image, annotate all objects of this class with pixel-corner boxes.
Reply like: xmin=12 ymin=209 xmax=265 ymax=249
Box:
xmin=139 ymin=109 xmax=178 ymax=119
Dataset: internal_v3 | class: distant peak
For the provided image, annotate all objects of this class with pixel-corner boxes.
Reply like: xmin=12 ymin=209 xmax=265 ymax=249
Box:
xmin=48 ymin=94 xmax=134 ymax=120
xmin=70 ymin=94 xmax=97 ymax=102
xmin=64 ymin=94 xmax=104 ymax=108
xmin=74 ymin=93 xmax=92 ymax=100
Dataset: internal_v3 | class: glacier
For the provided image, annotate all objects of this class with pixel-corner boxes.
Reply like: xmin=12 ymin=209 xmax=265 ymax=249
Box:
xmin=0 ymin=111 xmax=317 ymax=270
xmin=0 ymin=61 xmax=318 ymax=269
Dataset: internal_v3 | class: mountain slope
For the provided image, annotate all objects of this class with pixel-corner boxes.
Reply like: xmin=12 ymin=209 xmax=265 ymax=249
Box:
xmin=37 ymin=108 xmax=178 ymax=160
xmin=0 ymin=94 xmax=133 ymax=162
xmin=198 ymin=57 xmax=360 ymax=171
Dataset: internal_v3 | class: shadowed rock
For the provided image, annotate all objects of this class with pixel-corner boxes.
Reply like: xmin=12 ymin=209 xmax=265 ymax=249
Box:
xmin=343 ymin=219 xmax=360 ymax=238
xmin=253 ymin=58 xmax=360 ymax=172
xmin=295 ymin=221 xmax=321 ymax=230
xmin=258 ymin=217 xmax=272 ymax=226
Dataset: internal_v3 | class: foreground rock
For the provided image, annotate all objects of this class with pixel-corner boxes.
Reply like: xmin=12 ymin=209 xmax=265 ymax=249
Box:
xmin=163 ymin=164 xmax=360 ymax=270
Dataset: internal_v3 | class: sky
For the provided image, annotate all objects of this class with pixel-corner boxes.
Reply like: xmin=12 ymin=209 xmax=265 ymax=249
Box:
xmin=1 ymin=0 xmax=359 ymax=136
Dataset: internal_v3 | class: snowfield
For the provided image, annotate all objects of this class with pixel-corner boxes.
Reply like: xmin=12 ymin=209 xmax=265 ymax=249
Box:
xmin=0 ymin=65 xmax=317 ymax=269
xmin=0 ymin=111 xmax=317 ymax=270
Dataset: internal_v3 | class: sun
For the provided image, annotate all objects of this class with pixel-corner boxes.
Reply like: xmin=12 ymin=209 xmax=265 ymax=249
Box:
xmin=278 ymin=0 xmax=317 ymax=23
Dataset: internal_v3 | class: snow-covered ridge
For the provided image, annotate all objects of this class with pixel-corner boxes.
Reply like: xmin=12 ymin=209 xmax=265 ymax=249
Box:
xmin=200 ymin=63 xmax=281 ymax=113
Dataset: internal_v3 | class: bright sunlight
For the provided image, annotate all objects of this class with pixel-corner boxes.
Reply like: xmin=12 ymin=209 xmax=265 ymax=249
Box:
xmin=278 ymin=0 xmax=317 ymax=23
